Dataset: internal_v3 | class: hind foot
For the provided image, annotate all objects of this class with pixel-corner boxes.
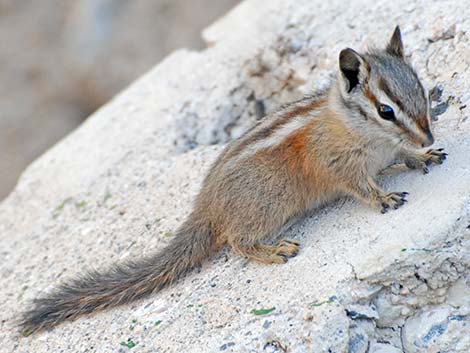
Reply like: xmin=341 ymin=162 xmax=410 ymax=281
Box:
xmin=274 ymin=239 xmax=300 ymax=260
xmin=231 ymin=239 xmax=301 ymax=265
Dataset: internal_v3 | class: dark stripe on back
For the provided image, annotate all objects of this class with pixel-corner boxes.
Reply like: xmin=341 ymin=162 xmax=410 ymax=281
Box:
xmin=222 ymin=96 xmax=326 ymax=161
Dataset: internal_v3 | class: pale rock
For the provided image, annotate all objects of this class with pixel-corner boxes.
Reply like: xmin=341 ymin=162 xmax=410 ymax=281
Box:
xmin=0 ymin=0 xmax=469 ymax=352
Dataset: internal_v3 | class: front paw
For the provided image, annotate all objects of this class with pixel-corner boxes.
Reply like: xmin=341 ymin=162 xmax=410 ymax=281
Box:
xmin=405 ymin=148 xmax=447 ymax=174
xmin=423 ymin=148 xmax=447 ymax=167
xmin=379 ymin=192 xmax=408 ymax=214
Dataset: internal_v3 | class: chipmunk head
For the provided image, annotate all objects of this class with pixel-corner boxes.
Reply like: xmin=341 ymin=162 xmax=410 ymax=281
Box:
xmin=337 ymin=26 xmax=433 ymax=148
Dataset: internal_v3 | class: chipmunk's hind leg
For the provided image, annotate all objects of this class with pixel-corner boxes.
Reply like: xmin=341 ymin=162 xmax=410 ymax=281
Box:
xmin=230 ymin=239 xmax=300 ymax=264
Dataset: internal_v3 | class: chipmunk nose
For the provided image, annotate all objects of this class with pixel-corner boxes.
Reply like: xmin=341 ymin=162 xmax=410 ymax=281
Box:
xmin=421 ymin=133 xmax=434 ymax=147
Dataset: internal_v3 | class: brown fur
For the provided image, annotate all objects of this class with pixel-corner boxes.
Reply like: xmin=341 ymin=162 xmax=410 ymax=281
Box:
xmin=20 ymin=27 xmax=447 ymax=335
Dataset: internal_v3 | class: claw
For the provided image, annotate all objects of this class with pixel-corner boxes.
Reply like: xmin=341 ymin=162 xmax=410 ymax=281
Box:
xmin=283 ymin=239 xmax=300 ymax=246
xmin=278 ymin=250 xmax=298 ymax=259
xmin=381 ymin=203 xmax=389 ymax=214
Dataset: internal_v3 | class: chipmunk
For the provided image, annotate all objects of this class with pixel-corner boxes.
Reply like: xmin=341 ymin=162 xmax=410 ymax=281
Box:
xmin=21 ymin=26 xmax=447 ymax=335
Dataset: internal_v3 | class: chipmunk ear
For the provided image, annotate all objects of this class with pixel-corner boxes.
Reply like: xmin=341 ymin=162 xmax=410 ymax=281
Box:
xmin=339 ymin=48 xmax=369 ymax=93
xmin=386 ymin=26 xmax=404 ymax=58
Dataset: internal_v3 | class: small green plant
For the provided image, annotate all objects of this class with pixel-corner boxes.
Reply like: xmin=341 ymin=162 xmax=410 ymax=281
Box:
xmin=250 ymin=307 xmax=275 ymax=315
xmin=154 ymin=320 xmax=162 ymax=326
xmin=75 ymin=200 xmax=87 ymax=209
xmin=21 ymin=329 xmax=33 ymax=337
xmin=120 ymin=339 xmax=137 ymax=349
xmin=53 ymin=197 xmax=74 ymax=218
xmin=310 ymin=296 xmax=336 ymax=307
xmin=129 ymin=319 xmax=137 ymax=330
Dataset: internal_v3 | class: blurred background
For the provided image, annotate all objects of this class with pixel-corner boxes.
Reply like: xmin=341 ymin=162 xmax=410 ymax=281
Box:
xmin=0 ymin=0 xmax=239 ymax=201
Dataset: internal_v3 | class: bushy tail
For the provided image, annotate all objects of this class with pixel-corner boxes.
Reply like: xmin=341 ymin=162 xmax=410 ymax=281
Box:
xmin=21 ymin=220 xmax=214 ymax=335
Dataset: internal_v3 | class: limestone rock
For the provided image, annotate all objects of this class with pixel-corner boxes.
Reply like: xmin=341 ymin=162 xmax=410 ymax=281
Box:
xmin=0 ymin=0 xmax=469 ymax=352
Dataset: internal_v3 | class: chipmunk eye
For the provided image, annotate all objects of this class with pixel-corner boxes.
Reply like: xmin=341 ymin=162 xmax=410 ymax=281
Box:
xmin=377 ymin=104 xmax=395 ymax=121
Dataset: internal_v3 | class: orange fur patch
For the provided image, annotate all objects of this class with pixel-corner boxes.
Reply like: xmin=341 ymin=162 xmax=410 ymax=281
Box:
xmin=272 ymin=127 xmax=313 ymax=178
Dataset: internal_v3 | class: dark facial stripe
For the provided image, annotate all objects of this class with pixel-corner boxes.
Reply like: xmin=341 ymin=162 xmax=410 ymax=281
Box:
xmin=339 ymin=92 xmax=371 ymax=122
xmin=378 ymin=78 xmax=432 ymax=142
xmin=356 ymin=106 xmax=371 ymax=121
xmin=378 ymin=77 xmax=427 ymax=121
xmin=392 ymin=117 xmax=407 ymax=133
xmin=361 ymin=84 xmax=413 ymax=135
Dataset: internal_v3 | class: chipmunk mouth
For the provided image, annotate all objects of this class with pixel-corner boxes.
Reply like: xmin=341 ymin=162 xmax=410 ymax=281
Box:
xmin=412 ymin=137 xmax=429 ymax=148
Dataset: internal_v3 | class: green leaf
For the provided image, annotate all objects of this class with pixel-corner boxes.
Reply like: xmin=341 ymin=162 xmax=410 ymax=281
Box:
xmin=120 ymin=339 xmax=137 ymax=349
xmin=21 ymin=329 xmax=33 ymax=337
xmin=311 ymin=301 xmax=326 ymax=307
xmin=310 ymin=296 xmax=336 ymax=307
xmin=75 ymin=200 xmax=87 ymax=209
xmin=250 ymin=307 xmax=275 ymax=315
xmin=154 ymin=320 xmax=162 ymax=326
xmin=53 ymin=197 xmax=74 ymax=218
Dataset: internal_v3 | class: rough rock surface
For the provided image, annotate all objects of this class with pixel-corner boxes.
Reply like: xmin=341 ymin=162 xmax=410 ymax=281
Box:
xmin=1 ymin=0 xmax=469 ymax=352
